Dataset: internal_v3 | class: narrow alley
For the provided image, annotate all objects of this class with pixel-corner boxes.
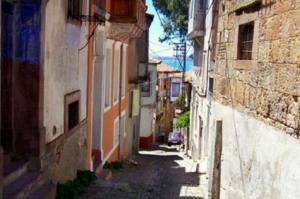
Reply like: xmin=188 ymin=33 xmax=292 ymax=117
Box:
xmin=80 ymin=145 xmax=204 ymax=199
xmin=1 ymin=0 xmax=300 ymax=198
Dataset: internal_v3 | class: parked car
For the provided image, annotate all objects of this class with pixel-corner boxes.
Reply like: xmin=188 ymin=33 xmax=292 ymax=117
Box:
xmin=167 ymin=131 xmax=183 ymax=146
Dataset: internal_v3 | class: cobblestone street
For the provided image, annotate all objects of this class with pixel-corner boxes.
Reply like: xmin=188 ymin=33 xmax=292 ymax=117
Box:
xmin=80 ymin=145 xmax=204 ymax=199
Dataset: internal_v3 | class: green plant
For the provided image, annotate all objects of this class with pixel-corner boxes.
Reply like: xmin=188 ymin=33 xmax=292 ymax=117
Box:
xmin=174 ymin=94 xmax=185 ymax=110
xmin=55 ymin=170 xmax=97 ymax=199
xmin=153 ymin=0 xmax=189 ymax=42
xmin=175 ymin=109 xmax=190 ymax=129
xmin=103 ymin=161 xmax=124 ymax=170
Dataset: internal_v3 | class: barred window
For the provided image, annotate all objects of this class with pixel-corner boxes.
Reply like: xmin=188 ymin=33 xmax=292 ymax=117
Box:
xmin=68 ymin=0 xmax=82 ymax=20
xmin=238 ymin=22 xmax=254 ymax=60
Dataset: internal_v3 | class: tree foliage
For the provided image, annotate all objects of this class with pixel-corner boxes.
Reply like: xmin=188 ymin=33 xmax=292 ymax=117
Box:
xmin=153 ymin=0 xmax=189 ymax=42
xmin=175 ymin=109 xmax=190 ymax=129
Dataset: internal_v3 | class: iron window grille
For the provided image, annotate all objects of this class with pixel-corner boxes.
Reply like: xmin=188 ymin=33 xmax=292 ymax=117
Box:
xmin=238 ymin=22 xmax=254 ymax=60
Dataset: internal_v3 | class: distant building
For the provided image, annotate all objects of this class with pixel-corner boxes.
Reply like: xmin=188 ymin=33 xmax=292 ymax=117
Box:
xmin=139 ymin=59 xmax=159 ymax=149
xmin=155 ymin=63 xmax=183 ymax=140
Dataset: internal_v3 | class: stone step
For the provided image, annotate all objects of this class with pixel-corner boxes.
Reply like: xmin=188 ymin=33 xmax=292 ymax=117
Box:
xmin=97 ymin=169 xmax=113 ymax=181
xmin=3 ymin=171 xmax=44 ymax=199
xmin=3 ymin=160 xmax=29 ymax=187
xmin=27 ymin=182 xmax=56 ymax=199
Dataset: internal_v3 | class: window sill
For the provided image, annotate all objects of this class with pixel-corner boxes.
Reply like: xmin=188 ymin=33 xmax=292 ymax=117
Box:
xmin=66 ymin=17 xmax=82 ymax=26
xmin=233 ymin=60 xmax=257 ymax=70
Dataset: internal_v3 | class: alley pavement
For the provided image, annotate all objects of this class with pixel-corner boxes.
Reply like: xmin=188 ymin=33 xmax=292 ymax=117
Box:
xmin=80 ymin=145 xmax=204 ymax=199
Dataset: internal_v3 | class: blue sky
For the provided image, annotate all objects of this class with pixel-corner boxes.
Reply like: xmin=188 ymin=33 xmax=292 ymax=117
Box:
xmin=146 ymin=0 xmax=174 ymax=57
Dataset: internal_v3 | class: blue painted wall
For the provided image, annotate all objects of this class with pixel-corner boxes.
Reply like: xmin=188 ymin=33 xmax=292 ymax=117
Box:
xmin=2 ymin=0 xmax=41 ymax=65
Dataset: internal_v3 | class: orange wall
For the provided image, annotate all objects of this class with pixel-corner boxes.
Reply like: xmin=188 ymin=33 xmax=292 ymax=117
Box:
xmin=86 ymin=0 xmax=95 ymax=170
xmin=102 ymin=42 xmax=128 ymax=162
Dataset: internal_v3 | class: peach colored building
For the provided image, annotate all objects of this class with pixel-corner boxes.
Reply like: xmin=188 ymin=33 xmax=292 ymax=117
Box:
xmin=86 ymin=0 xmax=147 ymax=172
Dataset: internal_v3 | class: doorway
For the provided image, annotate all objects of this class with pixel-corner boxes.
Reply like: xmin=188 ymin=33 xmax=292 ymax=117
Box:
xmin=1 ymin=0 xmax=41 ymax=168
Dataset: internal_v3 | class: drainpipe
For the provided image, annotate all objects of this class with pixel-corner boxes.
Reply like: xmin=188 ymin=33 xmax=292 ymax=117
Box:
xmin=118 ymin=44 xmax=124 ymax=161
xmin=86 ymin=0 xmax=94 ymax=170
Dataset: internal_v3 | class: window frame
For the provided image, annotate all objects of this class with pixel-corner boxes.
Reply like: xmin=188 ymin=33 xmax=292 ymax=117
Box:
xmin=237 ymin=21 xmax=254 ymax=60
xmin=64 ymin=91 xmax=81 ymax=135
xmin=121 ymin=45 xmax=127 ymax=99
xmin=104 ymin=46 xmax=112 ymax=111
xmin=113 ymin=45 xmax=121 ymax=105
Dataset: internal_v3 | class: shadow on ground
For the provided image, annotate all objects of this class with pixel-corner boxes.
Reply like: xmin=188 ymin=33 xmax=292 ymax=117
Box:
xmin=81 ymin=144 xmax=204 ymax=199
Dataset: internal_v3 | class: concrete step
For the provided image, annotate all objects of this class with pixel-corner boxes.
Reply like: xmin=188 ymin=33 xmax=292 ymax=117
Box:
xmin=3 ymin=160 xmax=29 ymax=187
xmin=27 ymin=182 xmax=56 ymax=199
xmin=3 ymin=171 xmax=44 ymax=199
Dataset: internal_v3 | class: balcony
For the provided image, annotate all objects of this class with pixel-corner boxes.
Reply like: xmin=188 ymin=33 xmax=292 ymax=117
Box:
xmin=187 ymin=0 xmax=205 ymax=40
xmin=106 ymin=0 xmax=147 ymax=42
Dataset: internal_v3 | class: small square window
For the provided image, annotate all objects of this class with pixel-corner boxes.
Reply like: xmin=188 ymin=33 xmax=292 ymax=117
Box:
xmin=238 ymin=22 xmax=254 ymax=60
xmin=65 ymin=91 xmax=81 ymax=134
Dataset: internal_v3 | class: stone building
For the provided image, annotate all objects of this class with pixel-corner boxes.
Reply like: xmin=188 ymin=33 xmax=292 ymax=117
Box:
xmin=189 ymin=0 xmax=300 ymax=198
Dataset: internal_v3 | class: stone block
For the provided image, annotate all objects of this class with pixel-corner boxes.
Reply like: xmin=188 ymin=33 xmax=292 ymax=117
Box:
xmin=274 ymin=64 xmax=300 ymax=96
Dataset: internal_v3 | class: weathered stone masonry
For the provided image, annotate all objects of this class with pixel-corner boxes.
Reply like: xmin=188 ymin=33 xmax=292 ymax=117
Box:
xmin=214 ymin=0 xmax=300 ymax=138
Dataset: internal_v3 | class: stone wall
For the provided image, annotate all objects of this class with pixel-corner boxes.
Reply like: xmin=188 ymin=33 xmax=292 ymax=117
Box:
xmin=206 ymin=102 xmax=300 ymax=199
xmin=214 ymin=0 xmax=300 ymax=138
xmin=41 ymin=121 xmax=86 ymax=183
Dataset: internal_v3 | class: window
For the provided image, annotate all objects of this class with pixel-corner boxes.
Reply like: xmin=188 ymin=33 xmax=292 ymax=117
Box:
xmin=129 ymin=91 xmax=134 ymax=118
xmin=238 ymin=22 xmax=254 ymax=60
xmin=200 ymin=0 xmax=205 ymax=9
xmin=208 ymin=77 xmax=214 ymax=94
xmin=68 ymin=101 xmax=79 ymax=130
xmin=121 ymin=46 xmax=126 ymax=98
xmin=68 ymin=0 xmax=82 ymax=20
xmin=65 ymin=91 xmax=81 ymax=134
xmin=113 ymin=118 xmax=119 ymax=146
xmin=105 ymin=48 xmax=112 ymax=108
xmin=141 ymin=73 xmax=151 ymax=97
xmin=120 ymin=114 xmax=125 ymax=140
xmin=113 ymin=48 xmax=120 ymax=103
xmin=171 ymin=82 xmax=181 ymax=97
